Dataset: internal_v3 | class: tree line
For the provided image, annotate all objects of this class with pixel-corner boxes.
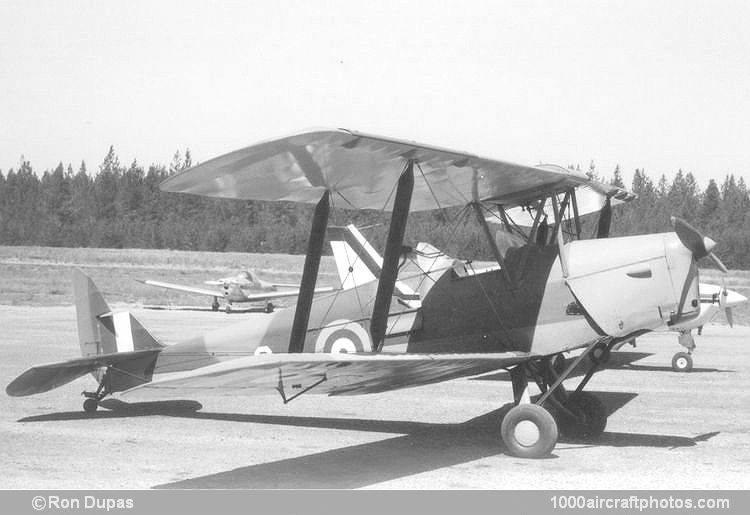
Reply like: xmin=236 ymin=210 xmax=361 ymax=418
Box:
xmin=1 ymin=148 xmax=748 ymax=269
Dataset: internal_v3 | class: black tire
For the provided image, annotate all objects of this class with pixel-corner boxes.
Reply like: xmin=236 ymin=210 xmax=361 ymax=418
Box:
xmin=558 ymin=391 xmax=607 ymax=440
xmin=225 ymin=304 xmax=231 ymax=314
xmin=501 ymin=404 xmax=558 ymax=458
xmin=211 ymin=299 xmax=219 ymax=311
xmin=589 ymin=346 xmax=611 ymax=365
xmin=83 ymin=398 xmax=98 ymax=413
xmin=552 ymin=354 xmax=567 ymax=376
xmin=672 ymin=352 xmax=693 ymax=372
xmin=265 ymin=302 xmax=274 ymax=313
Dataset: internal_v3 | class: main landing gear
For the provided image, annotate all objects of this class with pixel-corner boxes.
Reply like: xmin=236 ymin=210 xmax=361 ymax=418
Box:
xmin=211 ymin=297 xmax=220 ymax=311
xmin=265 ymin=302 xmax=275 ymax=313
xmin=81 ymin=367 xmax=112 ymax=413
xmin=501 ymin=340 xmax=613 ymax=458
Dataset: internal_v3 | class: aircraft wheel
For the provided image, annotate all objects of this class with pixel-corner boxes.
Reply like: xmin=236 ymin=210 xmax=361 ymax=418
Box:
xmin=552 ymin=354 xmax=567 ymax=375
xmin=265 ymin=302 xmax=274 ymax=313
xmin=589 ymin=346 xmax=611 ymax=365
xmin=672 ymin=352 xmax=693 ymax=372
xmin=557 ymin=391 xmax=607 ymax=440
xmin=83 ymin=398 xmax=98 ymax=413
xmin=501 ymin=404 xmax=558 ymax=458
xmin=225 ymin=304 xmax=231 ymax=314
xmin=211 ymin=299 xmax=219 ymax=311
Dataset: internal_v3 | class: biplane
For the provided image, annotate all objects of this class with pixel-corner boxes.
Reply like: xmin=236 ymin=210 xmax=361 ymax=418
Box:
xmin=7 ymin=128 xmax=727 ymax=458
xmin=139 ymin=269 xmax=334 ymax=313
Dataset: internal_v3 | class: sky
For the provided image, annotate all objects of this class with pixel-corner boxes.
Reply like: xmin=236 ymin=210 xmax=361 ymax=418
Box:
xmin=1 ymin=0 xmax=749 ymax=188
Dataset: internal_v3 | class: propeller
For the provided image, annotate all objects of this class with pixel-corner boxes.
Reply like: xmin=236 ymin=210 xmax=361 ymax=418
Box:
xmin=671 ymin=217 xmax=728 ymax=273
xmin=725 ymin=306 xmax=734 ymax=328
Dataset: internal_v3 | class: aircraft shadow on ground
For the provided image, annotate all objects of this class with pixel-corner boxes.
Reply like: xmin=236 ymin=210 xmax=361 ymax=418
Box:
xmin=16 ymin=390 xmax=719 ymax=489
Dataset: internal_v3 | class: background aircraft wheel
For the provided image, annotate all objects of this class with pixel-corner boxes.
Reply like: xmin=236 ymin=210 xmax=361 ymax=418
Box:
xmin=83 ymin=398 xmax=98 ymax=413
xmin=225 ymin=304 xmax=231 ymax=314
xmin=265 ymin=302 xmax=274 ymax=313
xmin=552 ymin=354 xmax=567 ymax=375
xmin=211 ymin=299 xmax=219 ymax=311
xmin=500 ymin=404 xmax=558 ymax=458
xmin=672 ymin=352 xmax=693 ymax=372
xmin=557 ymin=391 xmax=607 ymax=440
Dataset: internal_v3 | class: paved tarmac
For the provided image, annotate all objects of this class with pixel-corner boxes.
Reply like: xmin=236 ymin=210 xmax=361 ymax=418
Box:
xmin=2 ymin=305 xmax=748 ymax=489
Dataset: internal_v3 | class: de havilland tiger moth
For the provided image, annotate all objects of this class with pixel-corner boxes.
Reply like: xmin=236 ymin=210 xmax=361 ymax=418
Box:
xmin=6 ymin=128 xmax=731 ymax=458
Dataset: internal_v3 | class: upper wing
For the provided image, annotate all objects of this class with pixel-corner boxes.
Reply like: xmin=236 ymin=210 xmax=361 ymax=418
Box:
xmin=139 ymin=279 xmax=223 ymax=298
xmin=120 ymin=352 xmax=534 ymax=398
xmin=160 ymin=129 xmax=632 ymax=211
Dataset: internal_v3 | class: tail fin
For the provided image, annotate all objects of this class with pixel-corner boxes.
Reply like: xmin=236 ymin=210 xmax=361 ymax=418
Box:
xmin=72 ymin=269 xmax=162 ymax=358
xmin=328 ymin=225 xmax=379 ymax=289
xmin=245 ymin=270 xmax=263 ymax=287
xmin=328 ymin=225 xmax=420 ymax=307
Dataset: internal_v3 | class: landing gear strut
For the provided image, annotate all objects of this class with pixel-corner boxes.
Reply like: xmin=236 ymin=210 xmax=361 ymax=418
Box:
xmin=501 ymin=340 xmax=613 ymax=457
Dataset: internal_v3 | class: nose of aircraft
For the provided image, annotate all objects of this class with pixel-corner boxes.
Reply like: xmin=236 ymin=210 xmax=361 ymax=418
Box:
xmin=724 ymin=289 xmax=748 ymax=307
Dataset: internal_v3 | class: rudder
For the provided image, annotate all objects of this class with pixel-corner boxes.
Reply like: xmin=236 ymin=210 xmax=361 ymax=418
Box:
xmin=72 ymin=269 xmax=162 ymax=358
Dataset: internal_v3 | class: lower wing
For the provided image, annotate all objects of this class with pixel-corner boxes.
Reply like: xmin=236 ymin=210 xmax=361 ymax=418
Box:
xmin=120 ymin=352 xmax=535 ymax=399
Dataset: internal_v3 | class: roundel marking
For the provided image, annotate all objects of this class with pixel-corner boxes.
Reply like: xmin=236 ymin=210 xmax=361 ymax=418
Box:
xmin=315 ymin=319 xmax=372 ymax=353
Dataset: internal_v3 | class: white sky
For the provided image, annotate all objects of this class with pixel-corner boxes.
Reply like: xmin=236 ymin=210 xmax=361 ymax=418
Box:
xmin=1 ymin=0 xmax=748 ymax=187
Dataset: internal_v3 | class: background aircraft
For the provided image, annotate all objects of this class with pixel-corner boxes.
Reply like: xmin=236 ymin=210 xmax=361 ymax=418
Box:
xmin=139 ymin=270 xmax=334 ymax=313
xmin=6 ymin=128 xmax=727 ymax=459
xmin=615 ymin=282 xmax=748 ymax=371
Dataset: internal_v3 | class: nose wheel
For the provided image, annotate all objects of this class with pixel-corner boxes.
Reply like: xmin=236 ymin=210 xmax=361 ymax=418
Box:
xmin=672 ymin=352 xmax=693 ymax=372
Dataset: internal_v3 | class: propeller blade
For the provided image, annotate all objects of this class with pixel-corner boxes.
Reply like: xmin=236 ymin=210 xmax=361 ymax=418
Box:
xmin=725 ymin=307 xmax=734 ymax=328
xmin=709 ymin=252 xmax=729 ymax=274
xmin=671 ymin=217 xmax=715 ymax=259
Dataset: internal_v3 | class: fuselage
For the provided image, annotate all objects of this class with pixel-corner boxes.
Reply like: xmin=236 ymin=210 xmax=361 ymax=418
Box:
xmin=154 ymin=232 xmax=701 ymax=375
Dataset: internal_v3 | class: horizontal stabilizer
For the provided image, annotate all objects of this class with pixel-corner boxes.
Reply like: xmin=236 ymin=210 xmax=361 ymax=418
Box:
xmin=6 ymin=349 xmax=160 ymax=397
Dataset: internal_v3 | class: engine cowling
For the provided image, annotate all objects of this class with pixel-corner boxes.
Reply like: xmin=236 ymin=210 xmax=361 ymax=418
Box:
xmin=565 ymin=232 xmax=700 ymax=337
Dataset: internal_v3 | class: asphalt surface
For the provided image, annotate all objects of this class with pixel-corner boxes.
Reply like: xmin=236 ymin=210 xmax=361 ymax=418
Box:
xmin=2 ymin=305 xmax=748 ymax=489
